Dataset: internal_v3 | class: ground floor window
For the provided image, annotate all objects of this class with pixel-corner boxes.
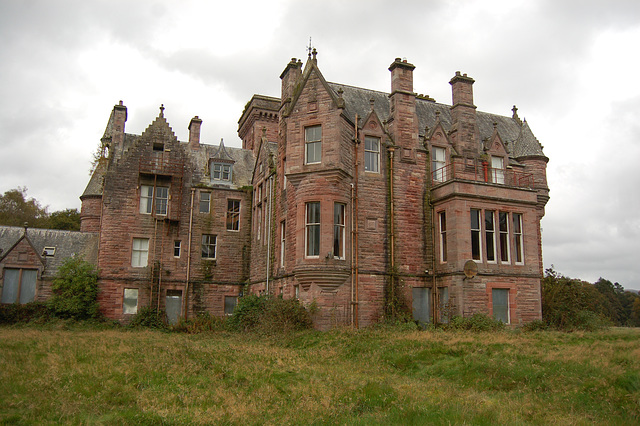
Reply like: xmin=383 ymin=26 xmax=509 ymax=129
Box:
xmin=306 ymin=202 xmax=320 ymax=257
xmin=123 ymin=288 xmax=139 ymax=314
xmin=224 ymin=296 xmax=238 ymax=315
xmin=492 ymin=288 xmax=510 ymax=323
xmin=1 ymin=268 xmax=36 ymax=304
xmin=165 ymin=290 xmax=182 ymax=325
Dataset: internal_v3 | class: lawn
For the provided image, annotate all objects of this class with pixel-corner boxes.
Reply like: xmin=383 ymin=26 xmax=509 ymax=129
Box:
xmin=1 ymin=325 xmax=639 ymax=424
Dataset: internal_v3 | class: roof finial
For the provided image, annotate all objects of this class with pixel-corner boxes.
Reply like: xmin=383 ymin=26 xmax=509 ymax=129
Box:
xmin=159 ymin=104 xmax=165 ymax=117
xmin=307 ymin=37 xmax=313 ymax=59
xmin=512 ymin=105 xmax=521 ymax=123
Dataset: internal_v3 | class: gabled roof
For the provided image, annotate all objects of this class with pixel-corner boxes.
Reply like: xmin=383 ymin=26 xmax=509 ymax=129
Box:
xmin=328 ymin=82 xmax=546 ymax=159
xmin=0 ymin=226 xmax=99 ymax=278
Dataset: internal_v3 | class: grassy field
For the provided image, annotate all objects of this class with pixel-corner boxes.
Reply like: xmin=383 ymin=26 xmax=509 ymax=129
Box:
xmin=1 ymin=325 xmax=639 ymax=425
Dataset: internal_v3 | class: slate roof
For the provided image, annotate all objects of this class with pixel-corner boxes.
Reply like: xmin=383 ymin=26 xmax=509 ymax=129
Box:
xmin=329 ymin=82 xmax=545 ymax=159
xmin=0 ymin=226 xmax=99 ymax=278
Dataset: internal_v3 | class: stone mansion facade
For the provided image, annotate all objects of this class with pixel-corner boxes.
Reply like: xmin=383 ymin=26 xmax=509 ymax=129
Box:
xmin=0 ymin=51 xmax=549 ymax=328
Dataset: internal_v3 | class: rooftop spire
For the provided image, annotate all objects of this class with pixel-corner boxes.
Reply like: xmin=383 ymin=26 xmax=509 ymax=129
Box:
xmin=159 ymin=104 xmax=165 ymax=118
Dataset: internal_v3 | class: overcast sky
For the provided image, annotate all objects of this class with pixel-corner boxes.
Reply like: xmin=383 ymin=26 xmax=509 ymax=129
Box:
xmin=1 ymin=0 xmax=639 ymax=289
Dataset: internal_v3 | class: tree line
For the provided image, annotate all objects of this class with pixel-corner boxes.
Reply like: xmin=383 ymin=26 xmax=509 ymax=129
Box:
xmin=0 ymin=187 xmax=80 ymax=231
xmin=542 ymin=267 xmax=640 ymax=329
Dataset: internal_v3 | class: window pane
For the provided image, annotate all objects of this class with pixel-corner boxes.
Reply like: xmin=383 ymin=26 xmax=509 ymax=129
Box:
xmin=491 ymin=157 xmax=504 ymax=184
xmin=202 ymin=234 xmax=216 ymax=259
xmin=19 ymin=270 xmax=37 ymax=304
xmin=306 ymin=202 xmax=320 ymax=257
xmin=155 ymin=186 xmax=168 ymax=215
xmin=499 ymin=212 xmax=510 ymax=262
xmin=485 ymin=211 xmax=495 ymax=262
xmin=432 ymin=147 xmax=446 ymax=181
xmin=174 ymin=241 xmax=181 ymax=258
xmin=305 ymin=126 xmax=322 ymax=164
xmin=364 ymin=136 xmax=380 ymax=173
xmin=333 ymin=203 xmax=345 ymax=259
xmin=132 ymin=238 xmax=149 ymax=267
xmin=471 ymin=209 xmax=481 ymax=261
xmin=199 ymin=192 xmax=210 ymax=213
xmin=226 ymin=200 xmax=240 ymax=231
xmin=439 ymin=212 xmax=447 ymax=262
xmin=123 ymin=288 xmax=138 ymax=314
xmin=1 ymin=269 xmax=19 ymax=303
xmin=140 ymin=185 xmax=153 ymax=214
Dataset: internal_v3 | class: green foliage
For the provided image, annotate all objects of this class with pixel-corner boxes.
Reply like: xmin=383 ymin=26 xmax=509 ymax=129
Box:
xmin=172 ymin=312 xmax=226 ymax=333
xmin=226 ymin=294 xmax=313 ymax=334
xmin=521 ymin=319 xmax=548 ymax=332
xmin=447 ymin=313 xmax=506 ymax=331
xmin=0 ymin=187 xmax=49 ymax=228
xmin=48 ymin=257 xmax=100 ymax=320
xmin=0 ymin=187 xmax=81 ymax=230
xmin=48 ymin=208 xmax=81 ymax=231
xmin=0 ymin=302 xmax=52 ymax=324
xmin=127 ymin=307 xmax=168 ymax=330
xmin=541 ymin=267 xmax=621 ymax=331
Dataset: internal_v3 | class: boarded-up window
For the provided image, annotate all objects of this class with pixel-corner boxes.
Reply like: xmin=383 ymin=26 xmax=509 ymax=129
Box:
xmin=224 ymin=296 xmax=238 ymax=315
xmin=123 ymin=288 xmax=138 ymax=314
xmin=492 ymin=288 xmax=509 ymax=323
xmin=165 ymin=290 xmax=182 ymax=325
xmin=412 ymin=287 xmax=431 ymax=327
xmin=1 ymin=268 xmax=36 ymax=304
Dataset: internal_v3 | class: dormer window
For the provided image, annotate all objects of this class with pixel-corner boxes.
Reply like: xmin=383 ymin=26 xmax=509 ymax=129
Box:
xmin=211 ymin=162 xmax=232 ymax=182
xmin=305 ymin=125 xmax=322 ymax=164
xmin=491 ymin=156 xmax=504 ymax=184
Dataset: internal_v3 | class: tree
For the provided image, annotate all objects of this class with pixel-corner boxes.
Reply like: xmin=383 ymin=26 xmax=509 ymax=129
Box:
xmin=0 ymin=187 xmax=48 ymax=228
xmin=49 ymin=256 xmax=100 ymax=320
xmin=48 ymin=208 xmax=81 ymax=231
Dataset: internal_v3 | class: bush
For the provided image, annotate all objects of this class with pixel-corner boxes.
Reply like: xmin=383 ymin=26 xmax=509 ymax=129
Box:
xmin=0 ymin=302 xmax=52 ymax=324
xmin=521 ymin=319 xmax=548 ymax=332
xmin=172 ymin=312 xmax=226 ymax=333
xmin=48 ymin=256 xmax=100 ymax=320
xmin=127 ymin=307 xmax=168 ymax=330
xmin=447 ymin=313 xmax=506 ymax=332
xmin=226 ymin=295 xmax=313 ymax=334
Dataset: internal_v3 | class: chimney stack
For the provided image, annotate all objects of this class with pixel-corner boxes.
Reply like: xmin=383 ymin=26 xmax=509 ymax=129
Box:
xmin=449 ymin=72 xmax=479 ymax=155
xmin=189 ymin=116 xmax=202 ymax=149
xmin=388 ymin=58 xmax=418 ymax=160
xmin=280 ymin=58 xmax=303 ymax=112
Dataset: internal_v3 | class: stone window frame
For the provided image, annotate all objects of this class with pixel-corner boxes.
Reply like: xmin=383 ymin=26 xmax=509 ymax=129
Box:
xmin=486 ymin=283 xmax=516 ymax=325
xmin=513 ymin=213 xmax=525 ymax=265
xmin=173 ymin=240 xmax=181 ymax=258
xmin=131 ymin=238 xmax=149 ymax=268
xmin=485 ymin=210 xmax=497 ymax=264
xmin=470 ymin=209 xmax=482 ymax=262
xmin=364 ymin=136 xmax=380 ymax=173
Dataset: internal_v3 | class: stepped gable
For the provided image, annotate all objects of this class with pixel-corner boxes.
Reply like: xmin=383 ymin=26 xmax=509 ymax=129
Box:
xmin=0 ymin=226 xmax=98 ymax=278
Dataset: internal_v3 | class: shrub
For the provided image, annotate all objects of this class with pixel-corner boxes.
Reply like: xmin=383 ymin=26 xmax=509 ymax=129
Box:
xmin=48 ymin=256 xmax=100 ymax=320
xmin=127 ymin=307 xmax=168 ymax=330
xmin=226 ymin=294 xmax=313 ymax=334
xmin=447 ymin=313 xmax=506 ymax=331
xmin=0 ymin=302 xmax=52 ymax=324
xmin=172 ymin=312 xmax=226 ymax=333
xmin=521 ymin=319 xmax=548 ymax=332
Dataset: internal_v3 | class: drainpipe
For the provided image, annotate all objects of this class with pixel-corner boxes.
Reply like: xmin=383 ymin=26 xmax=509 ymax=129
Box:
xmin=388 ymin=147 xmax=396 ymax=317
xmin=184 ymin=188 xmax=195 ymax=320
xmin=266 ymin=175 xmax=273 ymax=294
xmin=353 ymin=114 xmax=360 ymax=328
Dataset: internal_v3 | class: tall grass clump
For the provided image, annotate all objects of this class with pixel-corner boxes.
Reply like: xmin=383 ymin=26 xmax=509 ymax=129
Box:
xmin=226 ymin=294 xmax=313 ymax=334
xmin=447 ymin=313 xmax=506 ymax=331
xmin=127 ymin=307 xmax=168 ymax=330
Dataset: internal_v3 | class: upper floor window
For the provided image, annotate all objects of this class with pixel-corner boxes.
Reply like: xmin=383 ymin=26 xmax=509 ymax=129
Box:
xmin=202 ymin=234 xmax=217 ymax=259
xmin=485 ymin=210 xmax=496 ymax=263
xmin=439 ymin=211 xmax=447 ymax=263
xmin=491 ymin=156 xmax=504 ymax=184
xmin=364 ymin=136 xmax=380 ymax=173
xmin=132 ymin=238 xmax=149 ymax=267
xmin=140 ymin=185 xmax=169 ymax=215
xmin=513 ymin=213 xmax=524 ymax=264
xmin=471 ymin=209 xmax=481 ymax=261
xmin=1 ymin=268 xmax=36 ymax=304
xmin=199 ymin=191 xmax=210 ymax=213
xmin=499 ymin=212 xmax=510 ymax=263
xmin=433 ymin=147 xmax=446 ymax=182
xmin=306 ymin=202 xmax=321 ymax=257
xmin=226 ymin=200 xmax=240 ymax=231
xmin=212 ymin=162 xmax=232 ymax=181
xmin=305 ymin=125 xmax=322 ymax=164
xmin=333 ymin=203 xmax=346 ymax=259
xmin=280 ymin=220 xmax=286 ymax=267
xmin=174 ymin=240 xmax=181 ymax=258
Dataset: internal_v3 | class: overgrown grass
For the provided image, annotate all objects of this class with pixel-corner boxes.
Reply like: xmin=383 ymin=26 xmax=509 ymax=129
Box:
xmin=1 ymin=325 xmax=639 ymax=424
